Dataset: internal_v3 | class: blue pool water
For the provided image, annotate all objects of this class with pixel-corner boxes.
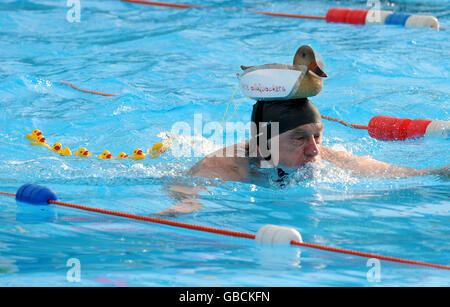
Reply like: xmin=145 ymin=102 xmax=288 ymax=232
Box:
xmin=0 ymin=0 xmax=449 ymax=286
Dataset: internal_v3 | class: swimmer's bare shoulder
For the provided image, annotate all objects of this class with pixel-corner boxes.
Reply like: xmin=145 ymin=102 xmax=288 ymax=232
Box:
xmin=188 ymin=142 xmax=250 ymax=182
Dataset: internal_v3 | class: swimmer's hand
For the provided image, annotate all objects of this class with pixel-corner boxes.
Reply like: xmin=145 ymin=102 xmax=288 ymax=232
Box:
xmin=153 ymin=184 xmax=205 ymax=217
xmin=428 ymin=164 xmax=450 ymax=179
xmin=153 ymin=199 xmax=201 ymax=217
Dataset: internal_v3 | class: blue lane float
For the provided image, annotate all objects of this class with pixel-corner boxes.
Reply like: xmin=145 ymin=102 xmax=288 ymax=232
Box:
xmin=385 ymin=13 xmax=411 ymax=26
xmin=16 ymin=184 xmax=57 ymax=206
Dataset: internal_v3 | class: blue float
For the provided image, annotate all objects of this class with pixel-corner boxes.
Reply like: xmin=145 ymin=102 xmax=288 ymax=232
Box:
xmin=16 ymin=184 xmax=57 ymax=205
xmin=385 ymin=13 xmax=411 ymax=26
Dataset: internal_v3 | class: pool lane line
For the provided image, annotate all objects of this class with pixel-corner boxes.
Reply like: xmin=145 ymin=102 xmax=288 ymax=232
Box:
xmin=120 ymin=0 xmax=326 ymax=20
xmin=2 ymin=190 xmax=449 ymax=271
xmin=321 ymin=115 xmax=369 ymax=130
xmin=60 ymin=81 xmax=117 ymax=97
xmin=121 ymin=0 xmax=205 ymax=9
xmin=247 ymin=10 xmax=326 ymax=20
xmin=49 ymin=199 xmax=256 ymax=240
xmin=0 ymin=191 xmax=16 ymax=197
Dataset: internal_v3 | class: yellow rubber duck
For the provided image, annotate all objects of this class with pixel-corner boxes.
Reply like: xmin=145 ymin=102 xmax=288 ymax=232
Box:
xmin=26 ymin=129 xmax=43 ymax=141
xmin=74 ymin=147 xmax=92 ymax=157
xmin=50 ymin=142 xmax=62 ymax=152
xmin=50 ymin=143 xmax=72 ymax=156
xmin=117 ymin=152 xmax=128 ymax=159
xmin=148 ymin=142 xmax=170 ymax=159
xmin=130 ymin=148 xmax=145 ymax=160
xmin=98 ymin=150 xmax=113 ymax=160
xmin=58 ymin=147 xmax=72 ymax=156
xmin=240 ymin=45 xmax=327 ymax=98
xmin=30 ymin=136 xmax=50 ymax=149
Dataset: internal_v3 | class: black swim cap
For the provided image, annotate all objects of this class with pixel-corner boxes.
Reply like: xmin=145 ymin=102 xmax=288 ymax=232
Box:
xmin=251 ymin=98 xmax=322 ymax=142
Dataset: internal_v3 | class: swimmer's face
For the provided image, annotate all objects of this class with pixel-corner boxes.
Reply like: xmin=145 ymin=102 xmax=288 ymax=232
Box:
xmin=271 ymin=123 xmax=323 ymax=168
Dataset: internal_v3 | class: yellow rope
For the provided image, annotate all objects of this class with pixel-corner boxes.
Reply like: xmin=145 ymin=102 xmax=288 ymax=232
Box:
xmin=209 ymin=86 xmax=240 ymax=140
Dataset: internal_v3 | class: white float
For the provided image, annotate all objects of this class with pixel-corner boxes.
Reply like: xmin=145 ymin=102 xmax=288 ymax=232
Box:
xmin=425 ymin=120 xmax=450 ymax=138
xmin=405 ymin=15 xmax=439 ymax=29
xmin=255 ymin=224 xmax=303 ymax=245
xmin=365 ymin=10 xmax=393 ymax=24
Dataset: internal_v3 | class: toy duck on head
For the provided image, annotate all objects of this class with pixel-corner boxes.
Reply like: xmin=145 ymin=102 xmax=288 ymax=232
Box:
xmin=239 ymin=45 xmax=327 ymax=100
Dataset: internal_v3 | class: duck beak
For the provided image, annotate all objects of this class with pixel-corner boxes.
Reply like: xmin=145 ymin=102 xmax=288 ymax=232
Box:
xmin=107 ymin=154 xmax=112 ymax=159
xmin=83 ymin=151 xmax=89 ymax=156
xmin=37 ymin=132 xmax=42 ymax=136
xmin=54 ymin=146 xmax=61 ymax=151
xmin=137 ymin=150 xmax=143 ymax=155
xmin=308 ymin=61 xmax=327 ymax=78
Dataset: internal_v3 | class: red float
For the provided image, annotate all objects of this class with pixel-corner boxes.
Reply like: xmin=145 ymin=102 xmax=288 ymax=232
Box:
xmin=346 ymin=9 xmax=369 ymax=25
xmin=326 ymin=8 xmax=352 ymax=23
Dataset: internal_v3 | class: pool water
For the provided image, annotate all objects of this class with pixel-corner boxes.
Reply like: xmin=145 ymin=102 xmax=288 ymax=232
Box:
xmin=0 ymin=0 xmax=449 ymax=286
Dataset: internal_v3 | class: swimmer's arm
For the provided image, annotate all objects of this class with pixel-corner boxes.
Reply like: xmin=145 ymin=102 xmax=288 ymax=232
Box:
xmin=321 ymin=146 xmax=448 ymax=178
xmin=187 ymin=154 xmax=248 ymax=182
xmin=153 ymin=184 xmax=205 ymax=217
xmin=154 ymin=153 xmax=248 ymax=217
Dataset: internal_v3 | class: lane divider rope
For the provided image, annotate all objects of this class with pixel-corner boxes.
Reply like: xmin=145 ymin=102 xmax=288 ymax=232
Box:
xmin=121 ymin=0 xmax=205 ymax=9
xmin=119 ymin=0 xmax=444 ymax=29
xmin=60 ymin=81 xmax=117 ymax=97
xmin=321 ymin=115 xmax=368 ymax=130
xmin=1 ymin=189 xmax=449 ymax=270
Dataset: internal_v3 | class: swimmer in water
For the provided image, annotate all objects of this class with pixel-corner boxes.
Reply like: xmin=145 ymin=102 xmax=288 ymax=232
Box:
xmin=189 ymin=99 xmax=449 ymax=181
xmin=156 ymin=99 xmax=449 ymax=216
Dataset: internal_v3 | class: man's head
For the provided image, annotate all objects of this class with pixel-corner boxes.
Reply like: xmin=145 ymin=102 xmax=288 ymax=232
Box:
xmin=251 ymin=99 xmax=323 ymax=168
xmin=272 ymin=122 xmax=323 ymax=168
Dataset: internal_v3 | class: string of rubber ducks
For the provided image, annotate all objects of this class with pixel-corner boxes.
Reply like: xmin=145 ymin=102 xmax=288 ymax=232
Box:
xmin=26 ymin=129 xmax=170 ymax=160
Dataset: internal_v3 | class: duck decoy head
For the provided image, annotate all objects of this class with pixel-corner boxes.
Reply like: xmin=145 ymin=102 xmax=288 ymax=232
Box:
xmin=293 ymin=45 xmax=327 ymax=78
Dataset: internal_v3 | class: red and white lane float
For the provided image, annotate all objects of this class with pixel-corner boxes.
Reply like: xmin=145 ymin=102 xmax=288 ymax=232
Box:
xmin=321 ymin=115 xmax=449 ymax=141
xmin=367 ymin=116 xmax=449 ymax=141
xmin=326 ymin=7 xmax=440 ymax=29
